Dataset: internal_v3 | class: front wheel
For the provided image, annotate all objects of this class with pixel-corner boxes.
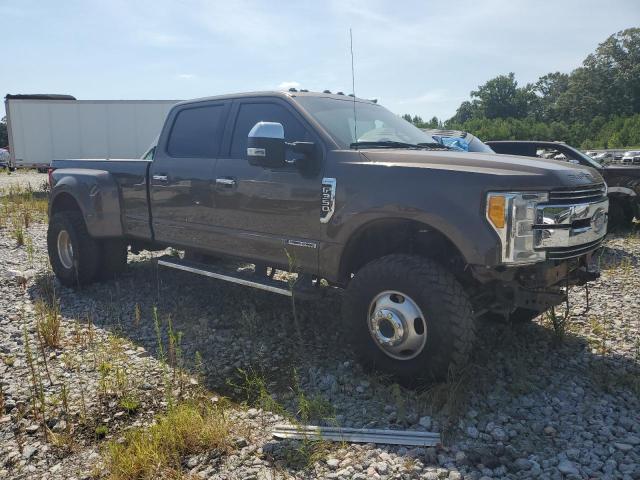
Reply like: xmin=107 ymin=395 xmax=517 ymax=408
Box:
xmin=47 ymin=211 xmax=100 ymax=287
xmin=342 ymin=254 xmax=475 ymax=386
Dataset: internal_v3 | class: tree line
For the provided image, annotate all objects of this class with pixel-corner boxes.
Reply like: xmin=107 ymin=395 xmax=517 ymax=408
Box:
xmin=0 ymin=117 xmax=7 ymax=148
xmin=405 ymin=28 xmax=640 ymax=149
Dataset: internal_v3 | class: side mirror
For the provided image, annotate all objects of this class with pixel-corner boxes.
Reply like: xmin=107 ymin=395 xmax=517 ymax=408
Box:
xmin=247 ymin=122 xmax=285 ymax=168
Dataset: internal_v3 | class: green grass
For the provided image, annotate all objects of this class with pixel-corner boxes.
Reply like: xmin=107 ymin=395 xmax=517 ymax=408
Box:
xmin=0 ymin=183 xmax=48 ymax=231
xmin=104 ymin=402 xmax=232 ymax=480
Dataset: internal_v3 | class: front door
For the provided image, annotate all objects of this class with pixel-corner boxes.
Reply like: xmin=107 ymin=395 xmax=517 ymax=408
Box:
xmin=149 ymin=100 xmax=230 ymax=248
xmin=211 ymin=98 xmax=324 ymax=273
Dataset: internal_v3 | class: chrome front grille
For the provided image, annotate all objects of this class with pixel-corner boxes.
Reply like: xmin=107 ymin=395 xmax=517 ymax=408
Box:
xmin=546 ymin=238 xmax=606 ymax=260
xmin=534 ymin=196 xmax=609 ymax=260
xmin=548 ymin=183 xmax=607 ymax=204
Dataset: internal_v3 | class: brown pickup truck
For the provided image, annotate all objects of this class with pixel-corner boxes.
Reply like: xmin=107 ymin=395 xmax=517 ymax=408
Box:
xmin=47 ymin=90 xmax=608 ymax=384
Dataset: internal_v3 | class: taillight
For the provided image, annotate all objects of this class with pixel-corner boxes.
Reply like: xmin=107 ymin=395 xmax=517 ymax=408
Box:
xmin=48 ymin=168 xmax=54 ymax=187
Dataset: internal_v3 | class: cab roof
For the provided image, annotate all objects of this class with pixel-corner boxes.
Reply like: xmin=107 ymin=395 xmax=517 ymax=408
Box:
xmin=174 ymin=90 xmax=378 ymax=108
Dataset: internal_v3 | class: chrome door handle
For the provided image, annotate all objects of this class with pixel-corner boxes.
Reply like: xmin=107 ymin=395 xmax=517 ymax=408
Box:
xmin=152 ymin=175 xmax=168 ymax=181
xmin=216 ymin=177 xmax=236 ymax=186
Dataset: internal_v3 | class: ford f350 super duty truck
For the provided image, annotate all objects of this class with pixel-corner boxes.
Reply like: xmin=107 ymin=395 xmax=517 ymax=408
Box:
xmin=47 ymin=90 xmax=609 ymax=384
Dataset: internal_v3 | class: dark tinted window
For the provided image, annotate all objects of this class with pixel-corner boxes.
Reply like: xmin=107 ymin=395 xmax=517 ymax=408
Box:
xmin=168 ymin=105 xmax=226 ymax=157
xmin=230 ymin=102 xmax=309 ymax=158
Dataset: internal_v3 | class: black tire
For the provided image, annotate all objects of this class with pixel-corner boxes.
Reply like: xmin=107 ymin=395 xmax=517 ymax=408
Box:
xmin=47 ymin=211 xmax=100 ymax=287
xmin=342 ymin=254 xmax=475 ymax=386
xmin=97 ymin=239 xmax=128 ymax=281
xmin=509 ymin=308 xmax=542 ymax=323
xmin=609 ymin=198 xmax=636 ymax=228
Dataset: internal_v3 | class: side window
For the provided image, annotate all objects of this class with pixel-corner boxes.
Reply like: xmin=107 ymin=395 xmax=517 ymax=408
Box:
xmin=230 ymin=102 xmax=309 ymax=159
xmin=168 ymin=104 xmax=226 ymax=157
xmin=143 ymin=146 xmax=155 ymax=160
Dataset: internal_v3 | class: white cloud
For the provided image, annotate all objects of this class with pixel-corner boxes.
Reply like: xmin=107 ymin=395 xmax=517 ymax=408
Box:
xmin=177 ymin=73 xmax=197 ymax=80
xmin=278 ymin=81 xmax=300 ymax=90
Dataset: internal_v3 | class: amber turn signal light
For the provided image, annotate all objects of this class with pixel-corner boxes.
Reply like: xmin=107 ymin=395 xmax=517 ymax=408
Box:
xmin=487 ymin=195 xmax=506 ymax=229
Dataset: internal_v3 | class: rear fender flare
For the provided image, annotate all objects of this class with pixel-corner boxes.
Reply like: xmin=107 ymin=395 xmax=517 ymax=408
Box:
xmin=49 ymin=169 xmax=123 ymax=238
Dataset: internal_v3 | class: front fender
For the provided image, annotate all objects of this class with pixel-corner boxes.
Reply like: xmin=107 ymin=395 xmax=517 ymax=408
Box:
xmin=607 ymin=186 xmax=637 ymax=197
xmin=50 ymin=169 xmax=123 ymax=238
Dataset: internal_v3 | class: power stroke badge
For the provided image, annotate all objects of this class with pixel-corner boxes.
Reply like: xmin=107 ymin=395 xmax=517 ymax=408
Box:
xmin=320 ymin=177 xmax=337 ymax=223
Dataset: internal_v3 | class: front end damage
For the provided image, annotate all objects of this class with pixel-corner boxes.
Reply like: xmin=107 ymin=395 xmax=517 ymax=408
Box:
xmin=471 ymin=253 xmax=601 ymax=318
xmin=472 ymin=183 xmax=609 ymax=318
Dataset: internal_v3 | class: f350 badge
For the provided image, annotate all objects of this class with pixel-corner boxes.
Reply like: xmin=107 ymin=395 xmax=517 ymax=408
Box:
xmin=320 ymin=178 xmax=336 ymax=224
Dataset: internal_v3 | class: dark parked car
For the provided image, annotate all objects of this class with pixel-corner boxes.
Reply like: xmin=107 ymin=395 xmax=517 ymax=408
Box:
xmin=47 ymin=91 xmax=609 ymax=384
xmin=487 ymin=140 xmax=639 ymax=227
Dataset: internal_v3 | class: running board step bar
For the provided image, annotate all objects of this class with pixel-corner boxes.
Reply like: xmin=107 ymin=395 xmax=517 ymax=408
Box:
xmin=156 ymin=256 xmax=320 ymax=299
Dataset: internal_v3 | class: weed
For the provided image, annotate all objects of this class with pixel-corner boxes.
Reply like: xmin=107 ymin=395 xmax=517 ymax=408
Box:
xmin=104 ymin=402 xmax=231 ymax=479
xmin=11 ymin=217 xmax=24 ymax=246
xmin=2 ymin=355 xmax=15 ymax=367
xmin=35 ymin=270 xmax=57 ymax=308
xmin=229 ymin=368 xmax=286 ymax=418
xmin=134 ymin=303 xmax=141 ymax=328
xmin=284 ymin=249 xmax=303 ymax=344
xmin=0 ymin=387 xmax=4 ymax=414
xmin=25 ymin=234 xmax=35 ymax=267
xmin=545 ymin=304 xmax=570 ymax=343
xmin=119 ymin=395 xmax=141 ymax=415
xmin=23 ymin=318 xmax=47 ymax=433
xmin=49 ymin=431 xmax=76 ymax=451
xmin=35 ymin=298 xmax=62 ymax=349
xmin=418 ymin=367 xmax=472 ymax=442
xmin=276 ymin=439 xmax=335 ymax=472
xmin=293 ymin=370 xmax=335 ymax=424
xmin=95 ymin=425 xmax=109 ymax=439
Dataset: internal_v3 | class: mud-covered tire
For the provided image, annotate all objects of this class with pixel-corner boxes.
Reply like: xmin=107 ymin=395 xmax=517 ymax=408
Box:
xmin=47 ymin=211 xmax=100 ymax=287
xmin=342 ymin=254 xmax=475 ymax=386
xmin=97 ymin=239 xmax=128 ymax=281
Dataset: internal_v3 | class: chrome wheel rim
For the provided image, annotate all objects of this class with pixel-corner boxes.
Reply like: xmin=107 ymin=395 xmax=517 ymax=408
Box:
xmin=368 ymin=290 xmax=427 ymax=360
xmin=57 ymin=230 xmax=74 ymax=270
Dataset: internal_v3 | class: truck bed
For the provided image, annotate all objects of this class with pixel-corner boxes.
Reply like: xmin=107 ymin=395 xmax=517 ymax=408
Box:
xmin=51 ymin=158 xmax=152 ymax=239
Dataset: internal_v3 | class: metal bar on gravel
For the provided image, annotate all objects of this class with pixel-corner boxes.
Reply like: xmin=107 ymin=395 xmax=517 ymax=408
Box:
xmin=272 ymin=424 xmax=441 ymax=446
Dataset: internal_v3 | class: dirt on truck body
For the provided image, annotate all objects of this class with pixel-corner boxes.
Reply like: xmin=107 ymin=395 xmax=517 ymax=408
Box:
xmin=47 ymin=90 xmax=609 ymax=385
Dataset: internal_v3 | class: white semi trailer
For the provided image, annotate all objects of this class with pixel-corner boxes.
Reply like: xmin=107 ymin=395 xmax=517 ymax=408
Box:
xmin=4 ymin=94 xmax=179 ymax=170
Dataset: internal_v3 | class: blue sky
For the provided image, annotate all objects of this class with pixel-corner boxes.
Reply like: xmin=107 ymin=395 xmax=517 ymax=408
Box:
xmin=1 ymin=0 xmax=638 ymax=120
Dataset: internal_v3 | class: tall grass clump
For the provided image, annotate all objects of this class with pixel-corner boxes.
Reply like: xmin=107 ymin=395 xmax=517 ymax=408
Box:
xmin=35 ymin=298 xmax=62 ymax=349
xmin=105 ymin=402 xmax=231 ymax=480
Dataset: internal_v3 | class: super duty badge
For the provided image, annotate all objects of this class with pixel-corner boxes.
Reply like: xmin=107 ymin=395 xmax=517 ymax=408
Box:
xmin=320 ymin=178 xmax=336 ymax=224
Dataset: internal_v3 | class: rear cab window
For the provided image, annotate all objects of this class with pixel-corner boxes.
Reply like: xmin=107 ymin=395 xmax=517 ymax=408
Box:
xmin=167 ymin=103 xmax=228 ymax=158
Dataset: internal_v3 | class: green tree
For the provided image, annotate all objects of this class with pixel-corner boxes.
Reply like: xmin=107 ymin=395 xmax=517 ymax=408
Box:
xmin=532 ymin=72 xmax=569 ymax=121
xmin=469 ymin=73 xmax=533 ymax=119
xmin=0 ymin=116 xmax=7 ymax=148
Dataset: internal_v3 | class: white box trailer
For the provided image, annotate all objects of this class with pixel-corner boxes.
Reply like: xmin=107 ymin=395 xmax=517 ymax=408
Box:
xmin=4 ymin=94 xmax=180 ymax=170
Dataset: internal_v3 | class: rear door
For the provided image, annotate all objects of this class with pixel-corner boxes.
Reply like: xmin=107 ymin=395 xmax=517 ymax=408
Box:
xmin=149 ymin=100 xmax=230 ymax=247
xmin=210 ymin=97 xmax=324 ymax=272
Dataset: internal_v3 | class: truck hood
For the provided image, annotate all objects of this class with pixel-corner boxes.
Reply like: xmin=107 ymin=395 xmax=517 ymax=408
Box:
xmin=360 ymin=149 xmax=605 ymax=189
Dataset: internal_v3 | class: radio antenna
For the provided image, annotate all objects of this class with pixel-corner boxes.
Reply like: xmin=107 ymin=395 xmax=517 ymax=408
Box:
xmin=350 ymin=28 xmax=358 ymax=147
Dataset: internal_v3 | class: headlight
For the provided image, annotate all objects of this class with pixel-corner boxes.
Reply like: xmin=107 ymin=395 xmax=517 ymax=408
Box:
xmin=486 ymin=192 xmax=549 ymax=264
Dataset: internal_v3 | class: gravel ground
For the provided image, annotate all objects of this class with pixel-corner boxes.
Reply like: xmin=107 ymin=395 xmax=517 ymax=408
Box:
xmin=0 ymin=171 xmax=48 ymax=191
xmin=1 ymin=215 xmax=639 ymax=479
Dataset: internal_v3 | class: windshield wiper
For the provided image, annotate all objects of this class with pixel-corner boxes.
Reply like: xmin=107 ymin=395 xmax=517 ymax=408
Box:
xmin=350 ymin=140 xmax=451 ymax=150
xmin=350 ymin=141 xmax=421 ymax=149
xmin=417 ymin=142 xmax=451 ymax=150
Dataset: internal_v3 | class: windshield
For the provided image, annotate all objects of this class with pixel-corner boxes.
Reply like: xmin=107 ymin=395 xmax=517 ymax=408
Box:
xmin=568 ymin=147 xmax=603 ymax=169
xmin=295 ymin=96 xmax=438 ymax=149
xmin=430 ymin=133 xmax=494 ymax=153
